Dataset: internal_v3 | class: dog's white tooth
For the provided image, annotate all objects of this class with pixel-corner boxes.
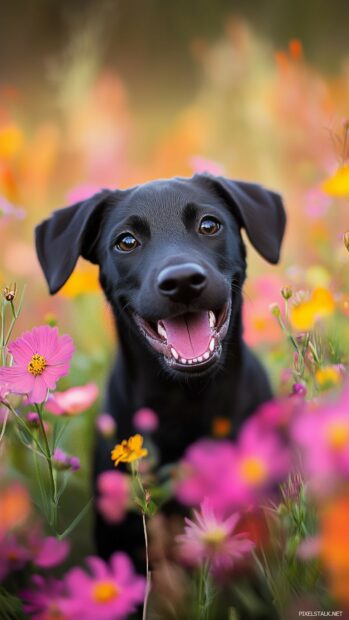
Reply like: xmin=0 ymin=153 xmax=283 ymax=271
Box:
xmin=157 ymin=322 xmax=167 ymax=340
xmin=192 ymin=358 xmax=198 ymax=363
xmin=180 ymin=358 xmax=187 ymax=364
xmin=170 ymin=347 xmax=179 ymax=360
xmin=203 ymin=351 xmax=210 ymax=360
xmin=209 ymin=311 xmax=216 ymax=328
xmin=209 ymin=338 xmax=215 ymax=352
xmin=188 ymin=359 xmax=193 ymax=364
xmin=198 ymin=356 xmax=203 ymax=362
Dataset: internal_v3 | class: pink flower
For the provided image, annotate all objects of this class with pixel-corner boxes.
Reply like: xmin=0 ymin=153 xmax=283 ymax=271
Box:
xmin=97 ymin=471 xmax=130 ymax=524
xmin=62 ymin=552 xmax=145 ymax=620
xmin=96 ymin=413 xmax=116 ymax=438
xmin=176 ymin=498 xmax=254 ymax=574
xmin=29 ymin=534 xmax=70 ymax=568
xmin=189 ymin=156 xmax=225 ymax=176
xmin=0 ymin=534 xmax=30 ymax=581
xmin=0 ymin=326 xmax=75 ymax=404
xmin=291 ymin=385 xmax=349 ymax=491
xmin=175 ymin=439 xmax=237 ymax=515
xmin=133 ymin=407 xmax=159 ymax=433
xmin=53 ymin=448 xmax=80 ymax=472
xmin=46 ymin=383 xmax=99 ymax=415
xmin=229 ymin=417 xmax=290 ymax=506
xmin=21 ymin=575 xmax=67 ymax=620
xmin=176 ymin=419 xmax=289 ymax=513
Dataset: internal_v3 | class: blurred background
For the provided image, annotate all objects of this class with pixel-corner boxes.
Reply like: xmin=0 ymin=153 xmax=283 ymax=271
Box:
xmin=1 ymin=0 xmax=349 ymax=564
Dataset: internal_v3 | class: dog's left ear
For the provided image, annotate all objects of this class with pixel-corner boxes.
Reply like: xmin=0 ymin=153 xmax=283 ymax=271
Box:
xmin=35 ymin=189 xmax=112 ymax=294
xmin=196 ymin=174 xmax=286 ymax=264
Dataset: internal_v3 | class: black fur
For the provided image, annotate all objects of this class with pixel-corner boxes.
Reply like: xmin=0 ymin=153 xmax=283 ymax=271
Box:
xmin=35 ymin=173 xmax=286 ymax=564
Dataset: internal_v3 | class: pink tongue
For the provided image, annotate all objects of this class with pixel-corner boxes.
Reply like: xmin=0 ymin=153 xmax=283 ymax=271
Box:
xmin=162 ymin=312 xmax=212 ymax=358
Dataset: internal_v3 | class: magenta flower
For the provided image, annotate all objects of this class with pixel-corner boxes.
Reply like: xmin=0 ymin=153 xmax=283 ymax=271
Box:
xmin=97 ymin=471 xmax=130 ymax=524
xmin=96 ymin=413 xmax=116 ymax=438
xmin=0 ymin=534 xmax=30 ymax=581
xmin=291 ymin=385 xmax=349 ymax=491
xmin=229 ymin=417 xmax=290 ymax=506
xmin=133 ymin=407 xmax=159 ymax=433
xmin=21 ymin=575 xmax=67 ymax=620
xmin=62 ymin=552 xmax=145 ymax=620
xmin=46 ymin=382 xmax=99 ymax=416
xmin=53 ymin=448 xmax=80 ymax=472
xmin=176 ymin=418 xmax=290 ymax=514
xmin=175 ymin=439 xmax=237 ymax=515
xmin=29 ymin=534 xmax=70 ymax=568
xmin=176 ymin=498 xmax=254 ymax=574
xmin=0 ymin=326 xmax=74 ymax=404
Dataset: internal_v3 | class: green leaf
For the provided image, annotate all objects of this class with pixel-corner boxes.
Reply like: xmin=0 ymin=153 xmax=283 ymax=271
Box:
xmin=58 ymin=498 xmax=92 ymax=540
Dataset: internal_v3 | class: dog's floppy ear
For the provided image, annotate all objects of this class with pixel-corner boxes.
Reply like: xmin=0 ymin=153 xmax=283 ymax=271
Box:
xmin=197 ymin=174 xmax=286 ymax=264
xmin=35 ymin=189 xmax=112 ymax=294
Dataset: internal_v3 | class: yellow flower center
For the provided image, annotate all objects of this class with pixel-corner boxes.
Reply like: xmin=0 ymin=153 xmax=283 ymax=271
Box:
xmin=27 ymin=354 xmax=47 ymax=376
xmin=326 ymin=422 xmax=349 ymax=451
xmin=201 ymin=527 xmax=227 ymax=547
xmin=239 ymin=456 xmax=267 ymax=485
xmin=92 ymin=580 xmax=120 ymax=604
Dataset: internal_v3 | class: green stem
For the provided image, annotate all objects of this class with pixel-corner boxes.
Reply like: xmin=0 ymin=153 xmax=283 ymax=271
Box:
xmin=1 ymin=300 xmax=5 ymax=365
xmin=142 ymin=511 xmax=151 ymax=620
xmin=35 ymin=403 xmax=58 ymax=530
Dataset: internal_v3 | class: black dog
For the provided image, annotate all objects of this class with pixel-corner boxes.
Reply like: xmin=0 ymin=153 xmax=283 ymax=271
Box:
xmin=35 ymin=173 xmax=285 ymax=563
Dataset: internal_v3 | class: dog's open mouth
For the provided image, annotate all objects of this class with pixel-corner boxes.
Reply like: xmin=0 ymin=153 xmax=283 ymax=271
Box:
xmin=133 ymin=302 xmax=231 ymax=372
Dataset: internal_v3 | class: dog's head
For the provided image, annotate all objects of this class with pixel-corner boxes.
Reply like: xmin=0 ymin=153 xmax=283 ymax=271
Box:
xmin=35 ymin=174 xmax=285 ymax=376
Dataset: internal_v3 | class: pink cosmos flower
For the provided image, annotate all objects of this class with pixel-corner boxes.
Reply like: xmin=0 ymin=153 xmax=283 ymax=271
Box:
xmin=46 ymin=383 xmax=99 ymax=415
xmin=176 ymin=498 xmax=254 ymax=574
xmin=0 ymin=326 xmax=75 ymax=404
xmin=29 ymin=534 xmax=70 ymax=568
xmin=229 ymin=417 xmax=290 ymax=506
xmin=0 ymin=534 xmax=30 ymax=581
xmin=291 ymin=385 xmax=349 ymax=491
xmin=96 ymin=412 xmax=116 ymax=437
xmin=21 ymin=575 xmax=67 ymax=620
xmin=175 ymin=439 xmax=237 ymax=515
xmin=61 ymin=552 xmax=145 ymax=620
xmin=176 ymin=417 xmax=290 ymax=514
xmin=133 ymin=407 xmax=159 ymax=433
xmin=97 ymin=471 xmax=130 ymax=524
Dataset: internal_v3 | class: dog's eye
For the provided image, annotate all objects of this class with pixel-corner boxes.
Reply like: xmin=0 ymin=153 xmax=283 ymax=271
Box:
xmin=115 ymin=233 xmax=140 ymax=252
xmin=199 ymin=217 xmax=221 ymax=236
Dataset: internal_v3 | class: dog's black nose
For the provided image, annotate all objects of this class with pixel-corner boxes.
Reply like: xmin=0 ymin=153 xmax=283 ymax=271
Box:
xmin=157 ymin=263 xmax=207 ymax=302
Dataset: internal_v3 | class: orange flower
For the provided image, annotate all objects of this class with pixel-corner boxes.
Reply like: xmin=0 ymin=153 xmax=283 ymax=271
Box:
xmin=320 ymin=495 xmax=349 ymax=605
xmin=111 ymin=434 xmax=148 ymax=467
xmin=0 ymin=483 xmax=31 ymax=534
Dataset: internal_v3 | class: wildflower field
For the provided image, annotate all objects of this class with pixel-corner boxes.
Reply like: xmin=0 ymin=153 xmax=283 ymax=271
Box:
xmin=1 ymin=4 xmax=349 ymax=619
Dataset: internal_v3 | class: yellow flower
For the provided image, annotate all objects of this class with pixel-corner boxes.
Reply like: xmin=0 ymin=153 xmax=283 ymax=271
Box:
xmin=290 ymin=287 xmax=335 ymax=331
xmin=111 ymin=434 xmax=148 ymax=467
xmin=315 ymin=366 xmax=341 ymax=390
xmin=321 ymin=165 xmax=349 ymax=197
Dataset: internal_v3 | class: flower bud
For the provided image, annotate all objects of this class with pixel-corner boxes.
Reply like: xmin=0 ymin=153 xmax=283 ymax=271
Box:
xmin=3 ymin=283 xmax=17 ymax=302
xmin=281 ymin=286 xmax=293 ymax=300
xmin=270 ymin=303 xmax=281 ymax=318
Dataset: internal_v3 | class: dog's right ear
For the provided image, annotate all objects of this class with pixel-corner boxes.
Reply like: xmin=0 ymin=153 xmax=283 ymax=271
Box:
xmin=35 ymin=189 xmax=112 ymax=295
